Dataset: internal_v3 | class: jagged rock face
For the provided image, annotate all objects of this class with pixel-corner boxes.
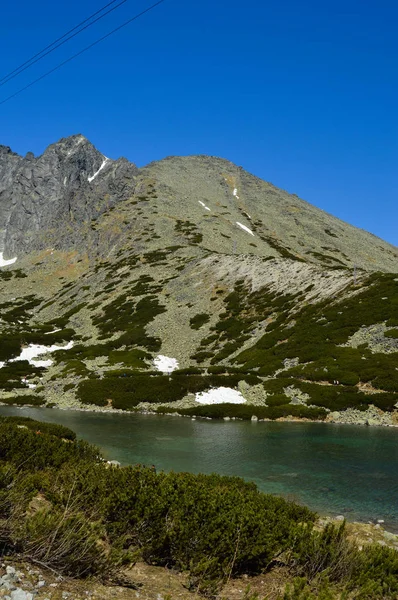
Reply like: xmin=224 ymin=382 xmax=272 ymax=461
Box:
xmin=0 ymin=135 xmax=138 ymax=257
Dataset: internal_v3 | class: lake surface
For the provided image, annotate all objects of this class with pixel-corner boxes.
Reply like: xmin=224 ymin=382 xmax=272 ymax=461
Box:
xmin=1 ymin=406 xmax=398 ymax=530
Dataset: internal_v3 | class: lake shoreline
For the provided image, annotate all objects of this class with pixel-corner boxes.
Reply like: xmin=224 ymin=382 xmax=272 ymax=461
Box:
xmin=2 ymin=400 xmax=397 ymax=429
xmin=1 ymin=404 xmax=398 ymax=533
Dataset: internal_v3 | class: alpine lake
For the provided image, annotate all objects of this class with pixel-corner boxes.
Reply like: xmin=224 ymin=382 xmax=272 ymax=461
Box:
xmin=1 ymin=406 xmax=397 ymax=531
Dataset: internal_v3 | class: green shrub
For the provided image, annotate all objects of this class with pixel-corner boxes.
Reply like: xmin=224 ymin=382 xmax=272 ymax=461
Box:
xmin=77 ymin=372 xmax=260 ymax=409
xmin=178 ymin=403 xmax=327 ymax=421
xmin=0 ymin=418 xmax=395 ymax=596
xmin=0 ymin=416 xmax=76 ymax=440
xmin=289 ymin=523 xmax=358 ymax=583
xmin=190 ymin=313 xmax=210 ymax=330
xmin=384 ymin=328 xmax=398 ymax=339
xmin=0 ymin=395 xmax=45 ymax=407
xmin=351 ymin=544 xmax=398 ymax=598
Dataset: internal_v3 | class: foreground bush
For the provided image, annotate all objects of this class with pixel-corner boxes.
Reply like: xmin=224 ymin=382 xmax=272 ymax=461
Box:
xmin=0 ymin=418 xmax=396 ymax=597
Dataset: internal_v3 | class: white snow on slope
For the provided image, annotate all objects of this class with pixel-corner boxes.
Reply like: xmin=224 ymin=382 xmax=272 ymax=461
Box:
xmin=198 ymin=201 xmax=211 ymax=211
xmin=236 ymin=222 xmax=254 ymax=236
xmin=196 ymin=387 xmax=246 ymax=405
xmin=0 ymin=253 xmax=17 ymax=267
xmin=44 ymin=328 xmax=62 ymax=335
xmin=233 ymin=188 xmax=240 ymax=199
xmin=8 ymin=342 xmax=74 ymax=368
xmin=154 ymin=355 xmax=179 ymax=374
xmin=88 ymin=157 xmax=109 ymax=183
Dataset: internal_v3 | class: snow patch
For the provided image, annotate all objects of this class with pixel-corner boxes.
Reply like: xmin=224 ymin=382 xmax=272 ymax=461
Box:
xmin=198 ymin=201 xmax=211 ymax=211
xmin=196 ymin=387 xmax=246 ymax=405
xmin=154 ymin=355 xmax=179 ymax=374
xmin=88 ymin=157 xmax=109 ymax=183
xmin=236 ymin=222 xmax=254 ymax=236
xmin=44 ymin=328 xmax=62 ymax=335
xmin=233 ymin=188 xmax=240 ymax=199
xmin=7 ymin=342 xmax=74 ymax=369
xmin=0 ymin=253 xmax=17 ymax=267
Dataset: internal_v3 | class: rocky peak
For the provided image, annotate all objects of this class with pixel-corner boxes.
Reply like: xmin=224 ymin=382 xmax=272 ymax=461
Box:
xmin=0 ymin=145 xmax=18 ymax=157
xmin=0 ymin=134 xmax=137 ymax=257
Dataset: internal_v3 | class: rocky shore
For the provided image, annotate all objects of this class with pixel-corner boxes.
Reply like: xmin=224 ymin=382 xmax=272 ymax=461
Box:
xmin=1 ymin=397 xmax=397 ymax=429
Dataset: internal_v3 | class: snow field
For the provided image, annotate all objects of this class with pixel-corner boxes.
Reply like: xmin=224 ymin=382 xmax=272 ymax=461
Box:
xmin=195 ymin=387 xmax=246 ymax=405
xmin=154 ymin=355 xmax=179 ymax=374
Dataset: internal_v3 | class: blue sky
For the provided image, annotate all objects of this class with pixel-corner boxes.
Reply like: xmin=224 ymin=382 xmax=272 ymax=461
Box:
xmin=0 ymin=0 xmax=397 ymax=246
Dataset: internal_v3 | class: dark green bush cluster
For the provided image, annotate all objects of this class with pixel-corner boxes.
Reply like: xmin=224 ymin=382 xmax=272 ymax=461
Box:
xmin=92 ymin=291 xmax=165 ymax=351
xmin=0 ymin=416 xmax=76 ymax=440
xmin=284 ymin=523 xmax=398 ymax=599
xmin=172 ymin=403 xmax=327 ymax=421
xmin=25 ymin=327 xmax=76 ymax=345
xmin=46 ymin=303 xmax=85 ymax=329
xmin=305 ymin=250 xmax=346 ymax=267
xmin=142 ymin=250 xmax=169 ymax=265
xmin=108 ymin=348 xmax=151 ymax=368
xmin=192 ymin=280 xmax=297 ymax=365
xmin=0 ymin=269 xmax=27 ymax=281
xmin=0 ymin=295 xmax=41 ymax=325
xmin=190 ymin=313 xmax=210 ymax=330
xmin=0 ymin=419 xmax=314 ymax=585
xmin=175 ymin=219 xmax=203 ymax=244
xmin=234 ymin=273 xmax=398 ymax=398
xmin=0 ymin=361 xmax=44 ymax=391
xmin=0 ymin=395 xmax=45 ymax=406
xmin=385 ymin=328 xmax=398 ymax=339
xmin=77 ymin=371 xmax=261 ymax=409
xmin=59 ymin=359 xmax=92 ymax=378
xmin=278 ymin=379 xmax=398 ymax=412
xmin=0 ymin=333 xmax=21 ymax=361
xmin=0 ymin=419 xmax=395 ymax=597
xmin=255 ymin=230 xmax=305 ymax=261
xmin=285 ymin=350 xmax=398 ymax=394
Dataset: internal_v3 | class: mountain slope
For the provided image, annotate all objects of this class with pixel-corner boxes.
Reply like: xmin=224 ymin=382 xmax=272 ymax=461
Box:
xmin=0 ymin=135 xmax=397 ymax=423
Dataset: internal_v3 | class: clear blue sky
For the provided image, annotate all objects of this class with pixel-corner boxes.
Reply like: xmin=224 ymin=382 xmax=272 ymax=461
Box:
xmin=0 ymin=0 xmax=397 ymax=246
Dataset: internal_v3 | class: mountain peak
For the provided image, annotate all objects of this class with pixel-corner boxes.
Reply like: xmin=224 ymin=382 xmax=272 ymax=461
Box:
xmin=0 ymin=145 xmax=18 ymax=157
xmin=0 ymin=134 xmax=396 ymax=272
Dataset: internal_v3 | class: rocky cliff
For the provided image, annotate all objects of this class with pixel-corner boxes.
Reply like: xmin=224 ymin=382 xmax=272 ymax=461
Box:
xmin=0 ymin=134 xmax=137 ymax=257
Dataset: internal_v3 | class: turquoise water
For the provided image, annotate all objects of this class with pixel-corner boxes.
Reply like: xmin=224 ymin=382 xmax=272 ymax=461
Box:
xmin=1 ymin=406 xmax=398 ymax=530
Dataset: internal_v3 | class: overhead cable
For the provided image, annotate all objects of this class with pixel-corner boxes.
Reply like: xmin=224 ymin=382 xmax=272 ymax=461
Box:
xmin=0 ymin=0 xmax=131 ymax=87
xmin=0 ymin=0 xmax=165 ymax=106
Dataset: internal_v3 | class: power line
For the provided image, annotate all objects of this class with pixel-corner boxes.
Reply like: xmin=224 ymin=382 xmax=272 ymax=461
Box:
xmin=0 ymin=0 xmax=131 ymax=88
xmin=0 ymin=0 xmax=166 ymax=106
xmin=0 ymin=0 xmax=122 ymax=85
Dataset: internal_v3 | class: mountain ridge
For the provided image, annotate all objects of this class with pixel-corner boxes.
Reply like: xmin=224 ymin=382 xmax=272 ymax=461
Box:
xmin=0 ymin=134 xmax=397 ymax=270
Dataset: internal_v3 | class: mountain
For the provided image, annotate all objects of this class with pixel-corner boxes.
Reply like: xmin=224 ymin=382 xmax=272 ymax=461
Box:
xmin=0 ymin=134 xmax=137 ymax=256
xmin=0 ymin=135 xmax=397 ymax=424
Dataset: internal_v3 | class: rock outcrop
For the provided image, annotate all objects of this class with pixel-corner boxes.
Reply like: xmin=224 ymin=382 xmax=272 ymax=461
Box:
xmin=0 ymin=135 xmax=137 ymax=257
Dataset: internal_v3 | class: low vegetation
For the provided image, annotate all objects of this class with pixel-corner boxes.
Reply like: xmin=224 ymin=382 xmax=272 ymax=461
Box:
xmin=0 ymin=418 xmax=396 ymax=598
xmin=77 ymin=371 xmax=260 ymax=408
